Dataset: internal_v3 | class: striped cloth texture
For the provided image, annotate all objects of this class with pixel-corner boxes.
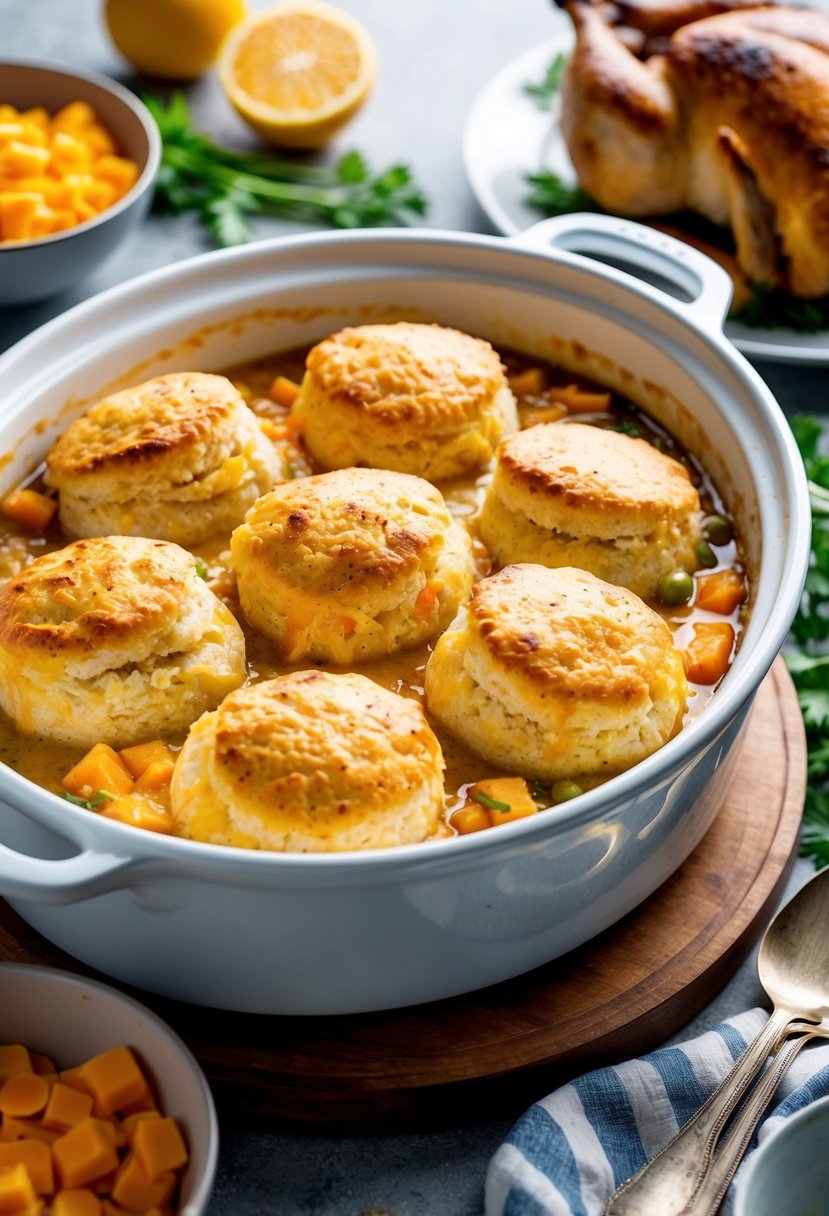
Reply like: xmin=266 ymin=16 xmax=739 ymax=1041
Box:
xmin=486 ymin=1008 xmax=829 ymax=1216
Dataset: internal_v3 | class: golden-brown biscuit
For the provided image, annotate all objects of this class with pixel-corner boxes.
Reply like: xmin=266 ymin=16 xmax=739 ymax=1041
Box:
xmin=230 ymin=467 xmax=476 ymax=664
xmin=477 ymin=422 xmax=702 ymax=599
xmin=170 ymin=671 xmax=445 ymax=851
xmin=425 ymin=563 xmax=687 ymax=780
xmin=291 ymin=322 xmax=518 ymax=480
xmin=45 ymin=372 xmax=282 ymax=544
xmin=0 ymin=536 xmax=246 ymax=747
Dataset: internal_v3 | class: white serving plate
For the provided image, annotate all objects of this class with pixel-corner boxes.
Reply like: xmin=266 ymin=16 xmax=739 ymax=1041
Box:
xmin=463 ymin=32 xmax=829 ymax=365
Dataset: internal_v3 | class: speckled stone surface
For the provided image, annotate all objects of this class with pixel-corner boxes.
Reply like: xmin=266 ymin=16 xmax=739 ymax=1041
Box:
xmin=0 ymin=1 xmax=821 ymax=1211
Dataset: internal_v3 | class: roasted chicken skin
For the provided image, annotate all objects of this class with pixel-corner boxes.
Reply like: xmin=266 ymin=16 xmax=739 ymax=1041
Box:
xmin=558 ymin=0 xmax=829 ymax=297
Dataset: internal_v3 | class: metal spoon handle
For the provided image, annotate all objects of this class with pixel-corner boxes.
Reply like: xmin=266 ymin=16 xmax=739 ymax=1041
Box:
xmin=680 ymin=1029 xmax=821 ymax=1215
xmin=604 ymin=1007 xmax=794 ymax=1216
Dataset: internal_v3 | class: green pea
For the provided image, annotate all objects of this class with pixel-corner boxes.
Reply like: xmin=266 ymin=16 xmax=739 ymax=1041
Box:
xmin=553 ymin=779 xmax=583 ymax=803
xmin=702 ymin=514 xmax=734 ymax=545
xmin=695 ymin=540 xmax=717 ymax=568
xmin=658 ymin=569 xmax=694 ymax=606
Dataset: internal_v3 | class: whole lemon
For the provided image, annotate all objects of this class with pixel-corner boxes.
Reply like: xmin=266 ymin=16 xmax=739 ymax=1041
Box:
xmin=105 ymin=0 xmax=246 ymax=80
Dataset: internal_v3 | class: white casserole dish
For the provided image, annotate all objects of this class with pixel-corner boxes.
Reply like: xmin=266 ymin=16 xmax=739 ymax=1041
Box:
xmin=0 ymin=215 xmax=810 ymax=1014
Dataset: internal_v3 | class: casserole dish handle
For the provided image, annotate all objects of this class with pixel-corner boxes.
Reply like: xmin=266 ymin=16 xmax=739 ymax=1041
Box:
xmin=511 ymin=213 xmax=734 ymax=331
xmin=0 ymin=837 xmax=137 ymax=905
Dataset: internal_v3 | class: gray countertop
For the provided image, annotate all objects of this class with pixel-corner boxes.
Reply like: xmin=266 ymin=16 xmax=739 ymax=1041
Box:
xmin=0 ymin=2 xmax=822 ymax=1212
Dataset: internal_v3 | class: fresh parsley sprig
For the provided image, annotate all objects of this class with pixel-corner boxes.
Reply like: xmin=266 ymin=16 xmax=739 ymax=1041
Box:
xmin=730 ymin=284 xmax=829 ymax=335
xmin=785 ymin=415 xmax=829 ymax=865
xmin=144 ymin=93 xmax=428 ymax=247
xmin=523 ymin=52 xmax=568 ymax=110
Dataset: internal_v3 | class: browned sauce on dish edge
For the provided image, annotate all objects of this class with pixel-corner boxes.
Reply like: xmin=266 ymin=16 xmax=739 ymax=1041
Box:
xmin=0 ymin=343 xmax=746 ymax=836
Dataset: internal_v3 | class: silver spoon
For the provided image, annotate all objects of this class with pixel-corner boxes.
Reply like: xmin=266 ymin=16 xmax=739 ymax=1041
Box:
xmin=604 ymin=866 xmax=829 ymax=1216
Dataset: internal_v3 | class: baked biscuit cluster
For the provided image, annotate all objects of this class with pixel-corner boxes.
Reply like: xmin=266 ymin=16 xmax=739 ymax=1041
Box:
xmin=0 ymin=320 xmax=735 ymax=851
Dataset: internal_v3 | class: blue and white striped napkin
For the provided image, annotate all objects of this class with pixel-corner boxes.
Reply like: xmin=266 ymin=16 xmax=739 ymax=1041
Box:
xmin=486 ymin=1009 xmax=829 ymax=1216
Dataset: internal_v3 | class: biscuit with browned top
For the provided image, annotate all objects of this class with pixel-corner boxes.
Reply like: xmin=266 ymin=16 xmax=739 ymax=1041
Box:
xmin=477 ymin=422 xmax=702 ymax=598
xmin=45 ymin=372 xmax=282 ymax=544
xmin=170 ymin=671 xmax=445 ymax=851
xmin=231 ymin=467 xmax=476 ymax=664
xmin=0 ymin=535 xmax=246 ymax=746
xmin=425 ymin=563 xmax=687 ymax=780
xmin=291 ymin=323 xmax=518 ymax=480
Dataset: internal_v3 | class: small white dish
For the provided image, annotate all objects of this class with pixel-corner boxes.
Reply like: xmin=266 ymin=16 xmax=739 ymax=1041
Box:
xmin=734 ymin=1093 xmax=829 ymax=1216
xmin=0 ymin=963 xmax=218 ymax=1215
xmin=462 ymin=33 xmax=829 ymax=365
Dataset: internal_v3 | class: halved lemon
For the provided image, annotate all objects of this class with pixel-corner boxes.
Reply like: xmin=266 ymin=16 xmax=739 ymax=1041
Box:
xmin=218 ymin=0 xmax=377 ymax=149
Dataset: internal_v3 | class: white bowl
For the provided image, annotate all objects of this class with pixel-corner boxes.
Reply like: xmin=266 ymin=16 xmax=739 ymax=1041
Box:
xmin=0 ymin=963 xmax=218 ymax=1214
xmin=0 ymin=60 xmax=160 ymax=305
xmin=734 ymin=1094 xmax=829 ymax=1216
xmin=0 ymin=214 xmax=811 ymax=1014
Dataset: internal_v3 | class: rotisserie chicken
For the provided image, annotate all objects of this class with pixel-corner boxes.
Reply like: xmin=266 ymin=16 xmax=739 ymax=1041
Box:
xmin=558 ymin=0 xmax=829 ymax=297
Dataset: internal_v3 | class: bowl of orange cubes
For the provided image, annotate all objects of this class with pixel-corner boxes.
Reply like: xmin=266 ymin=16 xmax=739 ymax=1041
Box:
xmin=0 ymin=963 xmax=218 ymax=1214
xmin=0 ymin=60 xmax=160 ymax=305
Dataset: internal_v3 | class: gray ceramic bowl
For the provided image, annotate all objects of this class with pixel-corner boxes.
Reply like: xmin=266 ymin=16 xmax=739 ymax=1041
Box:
xmin=0 ymin=963 xmax=218 ymax=1214
xmin=734 ymin=1094 xmax=829 ymax=1216
xmin=0 ymin=60 xmax=160 ymax=305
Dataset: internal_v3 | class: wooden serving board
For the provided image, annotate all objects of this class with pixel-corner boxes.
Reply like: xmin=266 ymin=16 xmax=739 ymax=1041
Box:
xmin=0 ymin=660 xmax=806 ymax=1132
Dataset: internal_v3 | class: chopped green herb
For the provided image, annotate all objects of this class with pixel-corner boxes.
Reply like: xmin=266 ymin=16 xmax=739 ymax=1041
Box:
xmin=194 ymin=556 xmax=208 ymax=580
xmin=523 ymin=52 xmax=568 ymax=110
xmin=785 ymin=414 xmax=829 ymax=866
xmin=60 ymin=789 xmax=114 ymax=811
xmin=611 ymin=419 xmax=642 ymax=437
xmin=144 ymin=92 xmax=428 ymax=248
xmin=730 ymin=283 xmax=829 ymax=335
xmin=472 ymin=790 xmax=511 ymax=813
xmin=524 ymin=170 xmax=597 ymax=218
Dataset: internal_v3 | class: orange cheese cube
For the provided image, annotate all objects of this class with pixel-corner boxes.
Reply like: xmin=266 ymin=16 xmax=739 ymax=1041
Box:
xmin=0 ymin=1073 xmax=49 ymax=1118
xmin=0 ymin=1163 xmax=37 ymax=1212
xmin=132 ymin=1117 xmax=187 ymax=1181
xmin=0 ymin=1140 xmax=54 ymax=1195
xmin=81 ymin=1049 xmax=147 ymax=1117
xmin=52 ymin=1190 xmax=101 ymax=1216
xmin=90 ymin=156 xmax=138 ymax=195
xmin=0 ymin=142 xmax=50 ymax=176
xmin=52 ymin=1120 xmax=119 ymax=1189
xmin=0 ymin=193 xmax=40 ymax=240
xmin=50 ymin=134 xmax=90 ymax=176
xmin=52 ymin=103 xmax=96 ymax=134
xmin=42 ymin=1084 xmax=94 ymax=1132
xmin=0 ymin=1047 xmax=31 ymax=1084
xmin=111 ymin=1153 xmax=174 ymax=1213
xmin=0 ymin=1117 xmax=58 ymax=1145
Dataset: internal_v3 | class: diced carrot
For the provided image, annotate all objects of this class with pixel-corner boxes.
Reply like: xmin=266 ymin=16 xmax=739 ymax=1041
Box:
xmin=52 ymin=1120 xmax=119 ymax=1189
xmin=0 ymin=1073 xmax=49 ymax=1117
xmin=99 ymin=796 xmax=174 ymax=835
xmin=414 ymin=582 xmax=439 ymax=618
xmin=1 ymin=487 xmax=57 ymax=531
xmin=695 ymin=568 xmax=747 ymax=615
xmin=52 ymin=103 xmax=96 ymax=135
xmin=0 ymin=1140 xmax=54 ymax=1195
xmin=132 ymin=1117 xmax=187 ymax=1182
xmin=269 ymin=375 xmax=301 ymax=408
xmin=0 ymin=1162 xmax=37 ymax=1212
xmin=52 ymin=1189 xmax=102 ymax=1216
xmin=450 ymin=804 xmax=490 ymax=835
xmin=134 ymin=761 xmax=175 ymax=792
xmin=684 ymin=622 xmax=735 ymax=685
xmin=0 ymin=1046 xmax=32 ymax=1084
xmin=89 ymin=156 xmax=137 ymax=195
xmin=62 ymin=746 xmax=134 ymax=799
xmin=547 ymin=384 xmax=612 ymax=413
xmin=473 ymin=777 xmax=538 ymax=826
xmin=518 ymin=403 xmax=568 ymax=428
xmin=82 ymin=1049 xmax=147 ymax=1119
xmin=508 ymin=367 xmax=545 ymax=398
xmin=117 ymin=742 xmax=174 ymax=780
xmin=42 ymin=1085 xmax=94 ymax=1133
xmin=111 ymin=1153 xmax=175 ymax=1212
